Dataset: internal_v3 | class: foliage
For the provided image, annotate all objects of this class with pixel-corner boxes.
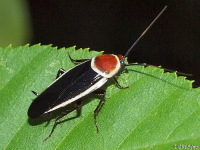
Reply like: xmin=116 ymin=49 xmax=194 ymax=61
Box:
xmin=0 ymin=45 xmax=199 ymax=150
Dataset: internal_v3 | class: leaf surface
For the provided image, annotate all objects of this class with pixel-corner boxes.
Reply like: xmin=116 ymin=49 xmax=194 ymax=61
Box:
xmin=0 ymin=45 xmax=199 ymax=150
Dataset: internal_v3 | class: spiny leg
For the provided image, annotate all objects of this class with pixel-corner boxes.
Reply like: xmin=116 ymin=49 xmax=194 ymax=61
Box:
xmin=56 ymin=68 xmax=66 ymax=79
xmin=123 ymin=68 xmax=129 ymax=73
xmin=31 ymin=68 xmax=66 ymax=97
xmin=31 ymin=69 xmax=66 ymax=97
xmin=68 ymin=52 xmax=89 ymax=64
xmin=93 ymin=89 xmax=106 ymax=133
xmin=43 ymin=99 xmax=82 ymax=142
xmin=113 ymin=76 xmax=129 ymax=89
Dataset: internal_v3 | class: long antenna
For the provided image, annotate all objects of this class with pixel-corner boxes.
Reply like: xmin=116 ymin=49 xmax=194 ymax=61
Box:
xmin=124 ymin=5 xmax=167 ymax=57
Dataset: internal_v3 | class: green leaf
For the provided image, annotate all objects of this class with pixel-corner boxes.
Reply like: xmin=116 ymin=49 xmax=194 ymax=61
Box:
xmin=0 ymin=45 xmax=199 ymax=150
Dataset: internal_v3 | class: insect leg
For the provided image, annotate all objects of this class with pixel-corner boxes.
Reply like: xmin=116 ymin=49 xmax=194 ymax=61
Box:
xmin=93 ymin=89 xmax=106 ymax=133
xmin=113 ymin=76 xmax=129 ymax=89
xmin=32 ymin=68 xmax=66 ymax=97
xmin=56 ymin=68 xmax=66 ymax=79
xmin=68 ymin=52 xmax=89 ymax=64
xmin=43 ymin=99 xmax=82 ymax=142
xmin=123 ymin=68 xmax=129 ymax=73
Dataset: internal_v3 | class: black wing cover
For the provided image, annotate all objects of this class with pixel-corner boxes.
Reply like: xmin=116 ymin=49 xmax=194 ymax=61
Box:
xmin=28 ymin=60 xmax=104 ymax=118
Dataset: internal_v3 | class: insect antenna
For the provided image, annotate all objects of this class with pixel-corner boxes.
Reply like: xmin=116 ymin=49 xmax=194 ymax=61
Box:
xmin=125 ymin=63 xmax=193 ymax=76
xmin=124 ymin=5 xmax=192 ymax=77
xmin=124 ymin=5 xmax=167 ymax=57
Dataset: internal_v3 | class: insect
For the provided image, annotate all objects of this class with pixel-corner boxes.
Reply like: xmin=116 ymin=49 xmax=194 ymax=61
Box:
xmin=28 ymin=6 xmax=168 ymax=141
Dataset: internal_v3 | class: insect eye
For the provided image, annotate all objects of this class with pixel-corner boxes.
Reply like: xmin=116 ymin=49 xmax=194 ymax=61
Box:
xmin=120 ymin=59 xmax=126 ymax=68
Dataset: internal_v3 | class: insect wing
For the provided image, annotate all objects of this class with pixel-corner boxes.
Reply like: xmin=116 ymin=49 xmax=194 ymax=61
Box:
xmin=28 ymin=60 xmax=107 ymax=118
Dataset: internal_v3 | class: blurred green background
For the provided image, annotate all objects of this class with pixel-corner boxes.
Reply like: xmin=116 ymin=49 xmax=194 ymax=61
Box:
xmin=0 ymin=0 xmax=32 ymax=47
